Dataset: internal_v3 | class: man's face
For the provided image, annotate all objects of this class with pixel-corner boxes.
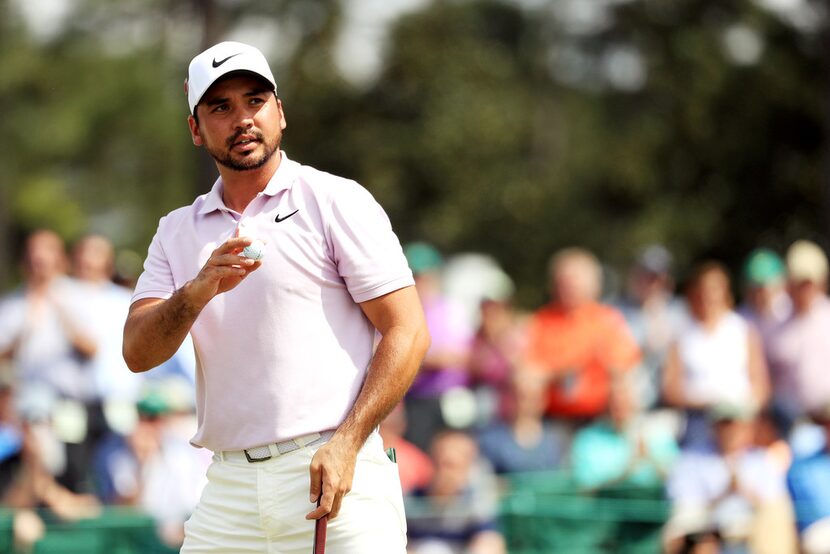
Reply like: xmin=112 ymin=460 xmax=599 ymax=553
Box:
xmin=745 ymin=283 xmax=777 ymax=314
xmin=23 ymin=231 xmax=66 ymax=284
xmin=788 ymin=278 xmax=822 ymax=313
xmin=552 ymin=259 xmax=596 ymax=309
xmin=72 ymin=236 xmax=113 ymax=282
xmin=188 ymin=74 xmax=286 ymax=172
xmin=689 ymin=270 xmax=730 ymax=318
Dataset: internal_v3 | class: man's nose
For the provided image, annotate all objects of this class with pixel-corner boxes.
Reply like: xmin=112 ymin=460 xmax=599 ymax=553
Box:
xmin=235 ymin=111 xmax=255 ymax=129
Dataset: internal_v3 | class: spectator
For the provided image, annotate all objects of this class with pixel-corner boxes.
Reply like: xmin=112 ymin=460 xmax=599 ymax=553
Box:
xmin=788 ymin=403 xmax=830 ymax=554
xmin=69 ymin=234 xmax=147 ymax=495
xmin=1 ymin=409 xmax=100 ymax=518
xmin=406 ymin=430 xmax=505 ymax=554
xmin=571 ymin=377 xmax=678 ymax=491
xmin=71 ymin=234 xmax=142 ymax=412
xmin=0 ymin=362 xmax=22 ymax=468
xmin=1 ymin=384 xmax=100 ymax=551
xmin=404 ymin=242 xmax=474 ymax=450
xmin=72 ymin=234 xmax=197 ymax=411
xmin=766 ymin=240 xmax=830 ymax=436
xmin=738 ymin=248 xmax=791 ymax=344
xmin=664 ymin=404 xmax=797 ymax=554
xmin=662 ymin=261 xmax=769 ymax=448
xmin=93 ymin=389 xmax=209 ymax=547
xmin=0 ymin=363 xmax=23 ymax=508
xmin=753 ymin=408 xmax=792 ymax=479
xmin=616 ymin=245 xmax=688 ymax=410
xmin=478 ymin=371 xmax=569 ymax=474
xmin=524 ymin=247 xmax=641 ymax=421
xmin=467 ymin=298 xmax=527 ymax=425
xmin=0 ymin=229 xmax=97 ymax=403
xmin=0 ymin=230 xmax=99 ymax=493
xmin=380 ymin=402 xmax=434 ymax=495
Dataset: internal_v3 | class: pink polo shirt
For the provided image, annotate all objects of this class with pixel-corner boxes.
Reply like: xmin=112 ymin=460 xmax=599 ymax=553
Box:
xmin=132 ymin=153 xmax=414 ymax=451
xmin=766 ymin=296 xmax=830 ymax=412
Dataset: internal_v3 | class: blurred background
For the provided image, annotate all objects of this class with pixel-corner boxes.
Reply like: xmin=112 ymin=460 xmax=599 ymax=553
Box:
xmin=3 ymin=0 xmax=830 ymax=553
xmin=1 ymin=0 xmax=828 ymax=303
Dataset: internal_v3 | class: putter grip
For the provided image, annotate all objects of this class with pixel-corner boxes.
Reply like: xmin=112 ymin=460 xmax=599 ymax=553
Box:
xmin=313 ymin=500 xmax=327 ymax=554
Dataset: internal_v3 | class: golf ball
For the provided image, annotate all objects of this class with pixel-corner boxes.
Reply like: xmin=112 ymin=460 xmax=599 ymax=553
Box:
xmin=241 ymin=239 xmax=265 ymax=261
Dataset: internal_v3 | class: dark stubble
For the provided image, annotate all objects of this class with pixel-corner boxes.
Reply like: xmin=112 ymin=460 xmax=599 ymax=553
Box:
xmin=206 ymin=127 xmax=281 ymax=171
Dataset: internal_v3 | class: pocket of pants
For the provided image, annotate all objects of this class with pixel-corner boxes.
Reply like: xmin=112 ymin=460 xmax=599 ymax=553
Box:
xmin=357 ymin=433 xmax=395 ymax=466
xmin=354 ymin=436 xmax=408 ymax=534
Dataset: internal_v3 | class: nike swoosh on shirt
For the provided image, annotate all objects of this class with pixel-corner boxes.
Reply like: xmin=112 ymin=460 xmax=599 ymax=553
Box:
xmin=275 ymin=209 xmax=299 ymax=223
xmin=212 ymin=53 xmax=242 ymax=68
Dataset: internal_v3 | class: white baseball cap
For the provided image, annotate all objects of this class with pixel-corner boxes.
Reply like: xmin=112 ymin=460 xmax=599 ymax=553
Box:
xmin=786 ymin=240 xmax=829 ymax=283
xmin=186 ymin=41 xmax=277 ymax=115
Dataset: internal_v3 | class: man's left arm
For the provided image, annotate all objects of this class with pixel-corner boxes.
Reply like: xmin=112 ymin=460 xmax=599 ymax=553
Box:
xmin=306 ymin=285 xmax=429 ymax=521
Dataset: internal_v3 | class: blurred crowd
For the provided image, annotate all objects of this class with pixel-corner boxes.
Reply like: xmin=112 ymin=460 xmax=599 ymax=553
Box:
xmin=2 ymin=229 xmax=830 ymax=554
xmin=0 ymin=230 xmax=203 ymax=550
xmin=394 ymin=239 xmax=830 ymax=554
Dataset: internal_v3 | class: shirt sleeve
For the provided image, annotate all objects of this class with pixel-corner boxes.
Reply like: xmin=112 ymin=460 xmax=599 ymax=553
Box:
xmin=57 ymin=279 xmax=99 ymax=340
xmin=523 ymin=312 xmax=550 ymax=370
xmin=132 ymin=217 xmax=176 ymax=303
xmin=326 ymin=181 xmax=414 ymax=303
xmin=742 ymin=452 xmax=787 ymax=501
xmin=598 ymin=307 xmax=642 ymax=371
xmin=0 ymin=296 xmax=24 ymax=353
xmin=667 ymin=455 xmax=708 ymax=503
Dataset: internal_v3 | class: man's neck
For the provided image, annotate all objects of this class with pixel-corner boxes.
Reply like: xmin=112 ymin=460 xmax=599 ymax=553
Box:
xmin=26 ymin=275 xmax=56 ymax=296
xmin=218 ymin=151 xmax=282 ymax=213
xmin=794 ymin=293 xmax=824 ymax=317
xmin=80 ymin=276 xmax=109 ymax=287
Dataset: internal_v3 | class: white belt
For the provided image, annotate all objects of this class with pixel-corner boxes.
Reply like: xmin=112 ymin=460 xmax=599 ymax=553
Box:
xmin=220 ymin=430 xmax=336 ymax=463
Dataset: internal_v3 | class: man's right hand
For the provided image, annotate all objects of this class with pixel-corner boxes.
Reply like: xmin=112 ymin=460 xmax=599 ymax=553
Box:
xmin=123 ymin=235 xmax=262 ymax=373
xmin=185 ymin=236 xmax=262 ymax=308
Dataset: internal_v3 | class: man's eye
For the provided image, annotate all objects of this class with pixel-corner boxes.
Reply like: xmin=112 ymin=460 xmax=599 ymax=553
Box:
xmin=250 ymin=97 xmax=264 ymax=105
xmin=212 ymin=105 xmax=228 ymax=113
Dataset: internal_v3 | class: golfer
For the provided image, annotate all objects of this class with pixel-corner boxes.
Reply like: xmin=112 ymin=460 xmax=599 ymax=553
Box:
xmin=123 ymin=41 xmax=429 ymax=553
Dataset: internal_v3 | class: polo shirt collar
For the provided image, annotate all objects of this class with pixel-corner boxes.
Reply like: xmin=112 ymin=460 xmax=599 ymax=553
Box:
xmin=262 ymin=151 xmax=299 ymax=197
xmin=197 ymin=180 xmax=226 ymax=215
xmin=196 ymin=151 xmax=299 ymax=215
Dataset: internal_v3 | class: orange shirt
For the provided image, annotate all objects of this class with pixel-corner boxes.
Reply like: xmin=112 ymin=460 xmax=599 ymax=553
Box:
xmin=525 ymin=302 xmax=640 ymax=418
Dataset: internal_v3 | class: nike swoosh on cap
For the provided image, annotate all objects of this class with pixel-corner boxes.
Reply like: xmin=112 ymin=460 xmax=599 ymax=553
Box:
xmin=212 ymin=53 xmax=242 ymax=68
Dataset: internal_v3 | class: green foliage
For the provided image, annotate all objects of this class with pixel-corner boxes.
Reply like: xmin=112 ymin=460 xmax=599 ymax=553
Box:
xmin=331 ymin=0 xmax=828 ymax=304
xmin=1 ymin=0 xmax=827 ymax=305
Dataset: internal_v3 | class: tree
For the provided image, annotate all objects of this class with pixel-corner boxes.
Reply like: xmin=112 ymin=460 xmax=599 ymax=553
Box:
xmin=1 ymin=0 xmax=827 ymax=306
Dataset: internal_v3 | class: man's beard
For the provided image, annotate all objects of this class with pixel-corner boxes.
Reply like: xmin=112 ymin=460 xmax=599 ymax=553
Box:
xmin=206 ymin=128 xmax=281 ymax=171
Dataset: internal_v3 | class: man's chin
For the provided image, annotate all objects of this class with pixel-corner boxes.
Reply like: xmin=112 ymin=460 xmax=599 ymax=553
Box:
xmin=215 ymin=150 xmax=276 ymax=172
xmin=221 ymin=158 xmax=267 ymax=171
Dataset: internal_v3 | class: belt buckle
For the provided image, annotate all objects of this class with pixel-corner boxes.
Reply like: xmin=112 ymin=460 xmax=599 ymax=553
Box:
xmin=244 ymin=449 xmax=272 ymax=463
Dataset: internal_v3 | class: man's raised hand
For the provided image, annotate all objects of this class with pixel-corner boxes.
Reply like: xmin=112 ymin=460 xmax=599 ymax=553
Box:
xmin=186 ymin=236 xmax=262 ymax=308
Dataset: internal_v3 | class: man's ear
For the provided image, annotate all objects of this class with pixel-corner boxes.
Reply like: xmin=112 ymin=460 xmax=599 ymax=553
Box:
xmin=188 ymin=114 xmax=203 ymax=146
xmin=276 ymin=98 xmax=287 ymax=132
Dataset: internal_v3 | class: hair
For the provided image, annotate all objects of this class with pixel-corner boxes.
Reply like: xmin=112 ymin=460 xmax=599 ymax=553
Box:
xmin=24 ymin=228 xmax=66 ymax=258
xmin=547 ymin=247 xmax=603 ymax=300
xmin=684 ymin=260 xmax=734 ymax=307
xmin=72 ymin=233 xmax=116 ymax=276
xmin=430 ymin=428 xmax=477 ymax=457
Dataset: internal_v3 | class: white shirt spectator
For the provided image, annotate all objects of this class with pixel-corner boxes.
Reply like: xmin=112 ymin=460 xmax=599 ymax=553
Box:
xmin=676 ymin=311 xmax=752 ymax=406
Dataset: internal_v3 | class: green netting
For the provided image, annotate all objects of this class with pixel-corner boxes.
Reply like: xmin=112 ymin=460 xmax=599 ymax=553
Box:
xmin=499 ymin=471 xmax=669 ymax=554
xmin=0 ymin=508 xmax=179 ymax=554
xmin=0 ymin=511 xmax=14 ymax=554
